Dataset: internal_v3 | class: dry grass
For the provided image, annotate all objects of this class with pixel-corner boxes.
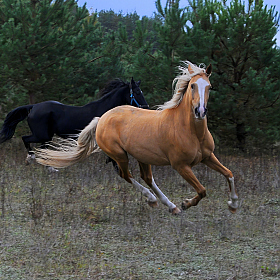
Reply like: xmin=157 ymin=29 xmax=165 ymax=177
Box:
xmin=0 ymin=139 xmax=280 ymax=279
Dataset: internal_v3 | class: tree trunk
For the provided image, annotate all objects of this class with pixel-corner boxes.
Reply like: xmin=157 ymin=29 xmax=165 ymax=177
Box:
xmin=236 ymin=122 xmax=246 ymax=151
xmin=28 ymin=91 xmax=36 ymax=105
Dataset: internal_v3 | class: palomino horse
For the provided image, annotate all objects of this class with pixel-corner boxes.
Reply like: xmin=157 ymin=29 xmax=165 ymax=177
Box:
xmin=35 ymin=61 xmax=239 ymax=214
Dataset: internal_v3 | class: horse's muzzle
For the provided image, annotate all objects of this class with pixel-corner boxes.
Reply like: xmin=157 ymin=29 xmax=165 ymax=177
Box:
xmin=194 ymin=106 xmax=207 ymax=119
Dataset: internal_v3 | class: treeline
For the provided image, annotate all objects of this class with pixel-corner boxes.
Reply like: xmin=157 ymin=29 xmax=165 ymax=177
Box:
xmin=0 ymin=0 xmax=279 ymax=150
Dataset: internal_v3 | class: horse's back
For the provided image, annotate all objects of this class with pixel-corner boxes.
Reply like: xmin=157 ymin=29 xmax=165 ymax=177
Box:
xmin=29 ymin=101 xmax=64 ymax=114
xmin=27 ymin=101 xmax=86 ymax=137
xmin=97 ymin=105 xmax=156 ymax=134
xmin=96 ymin=106 xmax=172 ymax=165
xmin=28 ymin=101 xmax=66 ymax=123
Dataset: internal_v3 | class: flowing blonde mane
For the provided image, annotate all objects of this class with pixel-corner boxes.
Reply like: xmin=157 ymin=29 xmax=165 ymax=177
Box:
xmin=158 ymin=61 xmax=206 ymax=110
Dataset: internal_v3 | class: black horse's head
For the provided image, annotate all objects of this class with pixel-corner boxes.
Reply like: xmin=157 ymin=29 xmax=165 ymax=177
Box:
xmin=128 ymin=78 xmax=149 ymax=109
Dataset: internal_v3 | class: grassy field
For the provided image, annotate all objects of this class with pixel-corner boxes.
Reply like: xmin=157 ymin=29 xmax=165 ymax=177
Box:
xmin=0 ymin=138 xmax=280 ymax=279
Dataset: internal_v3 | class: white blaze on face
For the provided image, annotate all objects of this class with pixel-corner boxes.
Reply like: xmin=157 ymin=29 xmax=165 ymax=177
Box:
xmin=196 ymin=77 xmax=210 ymax=118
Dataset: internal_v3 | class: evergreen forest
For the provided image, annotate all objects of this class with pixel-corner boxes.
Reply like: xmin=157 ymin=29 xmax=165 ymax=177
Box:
xmin=0 ymin=0 xmax=280 ymax=151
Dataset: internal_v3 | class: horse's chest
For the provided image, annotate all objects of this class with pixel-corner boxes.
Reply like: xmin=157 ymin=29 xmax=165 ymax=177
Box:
xmin=174 ymin=139 xmax=209 ymax=167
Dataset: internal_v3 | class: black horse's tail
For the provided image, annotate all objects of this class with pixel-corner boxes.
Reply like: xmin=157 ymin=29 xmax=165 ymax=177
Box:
xmin=0 ymin=105 xmax=33 ymax=143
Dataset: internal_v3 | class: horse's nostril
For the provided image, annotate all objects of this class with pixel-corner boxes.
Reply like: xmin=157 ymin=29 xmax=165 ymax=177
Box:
xmin=204 ymin=108 xmax=208 ymax=116
xmin=194 ymin=106 xmax=207 ymax=118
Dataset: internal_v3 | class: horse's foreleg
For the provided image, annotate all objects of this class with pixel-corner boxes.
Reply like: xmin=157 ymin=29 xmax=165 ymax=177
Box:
xmin=139 ymin=162 xmax=180 ymax=214
xmin=176 ymin=165 xmax=206 ymax=210
xmin=202 ymin=153 xmax=239 ymax=213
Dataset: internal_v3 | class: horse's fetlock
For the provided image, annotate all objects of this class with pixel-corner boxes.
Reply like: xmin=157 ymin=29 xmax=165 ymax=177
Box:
xmin=199 ymin=190 xmax=206 ymax=198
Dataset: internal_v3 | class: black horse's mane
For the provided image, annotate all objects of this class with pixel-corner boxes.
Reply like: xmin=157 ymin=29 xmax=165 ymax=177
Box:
xmin=98 ymin=79 xmax=127 ymax=97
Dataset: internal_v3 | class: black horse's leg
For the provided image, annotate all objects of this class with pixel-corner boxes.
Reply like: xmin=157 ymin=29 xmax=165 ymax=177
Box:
xmin=22 ymin=135 xmax=50 ymax=165
xmin=106 ymin=157 xmax=119 ymax=173
xmin=22 ymin=135 xmax=37 ymax=165
xmin=22 ymin=135 xmax=33 ymax=154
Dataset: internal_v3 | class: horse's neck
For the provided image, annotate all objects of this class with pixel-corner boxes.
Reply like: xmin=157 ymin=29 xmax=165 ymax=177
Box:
xmin=101 ymin=86 xmax=127 ymax=107
xmin=86 ymin=86 xmax=127 ymax=109
xmin=193 ymin=118 xmax=208 ymax=142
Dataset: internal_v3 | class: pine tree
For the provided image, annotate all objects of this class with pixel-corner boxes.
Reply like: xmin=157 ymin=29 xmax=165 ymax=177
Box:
xmin=125 ymin=0 xmax=190 ymax=106
xmin=208 ymin=0 xmax=280 ymax=149
xmin=0 ymin=0 xmax=121 ymax=116
xmin=178 ymin=0 xmax=280 ymax=149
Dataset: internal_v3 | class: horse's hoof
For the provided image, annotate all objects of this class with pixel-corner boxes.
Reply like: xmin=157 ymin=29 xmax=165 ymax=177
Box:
xmin=170 ymin=207 xmax=181 ymax=215
xmin=181 ymin=199 xmax=191 ymax=210
xmin=228 ymin=201 xmax=238 ymax=214
xmin=148 ymin=201 xmax=158 ymax=208
xmin=229 ymin=207 xmax=237 ymax=214
xmin=228 ymin=204 xmax=237 ymax=214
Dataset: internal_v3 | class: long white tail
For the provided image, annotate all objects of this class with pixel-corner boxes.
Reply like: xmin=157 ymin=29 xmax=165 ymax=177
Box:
xmin=35 ymin=117 xmax=100 ymax=168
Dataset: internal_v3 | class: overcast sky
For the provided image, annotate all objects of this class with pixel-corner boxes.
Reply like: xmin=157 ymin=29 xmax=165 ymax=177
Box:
xmin=77 ymin=0 xmax=280 ymax=46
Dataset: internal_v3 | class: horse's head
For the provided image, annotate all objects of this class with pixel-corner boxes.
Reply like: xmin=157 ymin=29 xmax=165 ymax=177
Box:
xmin=189 ymin=64 xmax=212 ymax=119
xmin=129 ymin=78 xmax=149 ymax=109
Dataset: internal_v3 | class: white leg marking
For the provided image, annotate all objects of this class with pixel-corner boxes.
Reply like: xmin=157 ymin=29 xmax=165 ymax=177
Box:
xmin=227 ymin=177 xmax=239 ymax=209
xmin=151 ymin=177 xmax=177 ymax=211
xmin=46 ymin=166 xmax=59 ymax=173
xmin=130 ymin=178 xmax=157 ymax=203
xmin=26 ymin=153 xmax=36 ymax=165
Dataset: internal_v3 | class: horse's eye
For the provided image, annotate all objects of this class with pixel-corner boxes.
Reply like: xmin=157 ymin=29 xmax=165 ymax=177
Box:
xmin=191 ymin=84 xmax=194 ymax=89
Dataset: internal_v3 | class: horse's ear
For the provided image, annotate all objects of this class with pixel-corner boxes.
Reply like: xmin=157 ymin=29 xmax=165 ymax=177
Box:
xmin=206 ymin=64 xmax=212 ymax=76
xmin=188 ymin=64 xmax=194 ymax=74
xmin=136 ymin=80 xmax=141 ymax=86
xmin=131 ymin=77 xmax=135 ymax=84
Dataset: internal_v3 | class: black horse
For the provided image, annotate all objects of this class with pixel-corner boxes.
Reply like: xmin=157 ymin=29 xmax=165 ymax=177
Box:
xmin=0 ymin=78 xmax=148 ymax=166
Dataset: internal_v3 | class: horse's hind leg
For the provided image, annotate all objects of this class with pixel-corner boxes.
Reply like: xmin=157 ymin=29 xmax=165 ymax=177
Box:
xmin=139 ymin=162 xmax=181 ymax=214
xmin=22 ymin=135 xmax=33 ymax=153
xmin=112 ymin=152 xmax=158 ymax=206
xmin=22 ymin=135 xmax=38 ymax=164
xmin=202 ymin=153 xmax=238 ymax=213
xmin=22 ymin=134 xmax=51 ymax=165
